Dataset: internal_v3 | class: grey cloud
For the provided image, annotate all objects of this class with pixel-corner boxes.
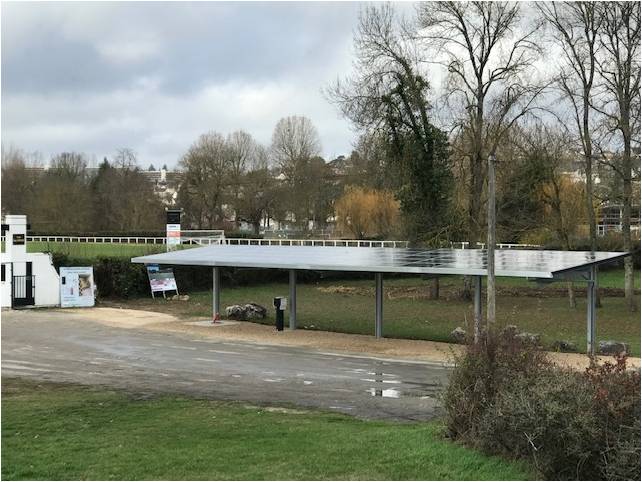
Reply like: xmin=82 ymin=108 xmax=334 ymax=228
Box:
xmin=1 ymin=1 xmax=363 ymax=165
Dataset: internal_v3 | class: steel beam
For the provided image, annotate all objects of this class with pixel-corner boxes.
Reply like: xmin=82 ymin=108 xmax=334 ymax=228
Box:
xmin=212 ymin=266 xmax=220 ymax=320
xmin=289 ymin=269 xmax=297 ymax=330
xmin=474 ymin=275 xmax=482 ymax=342
xmin=587 ymin=266 xmax=597 ymax=355
xmin=375 ymin=272 xmax=383 ymax=338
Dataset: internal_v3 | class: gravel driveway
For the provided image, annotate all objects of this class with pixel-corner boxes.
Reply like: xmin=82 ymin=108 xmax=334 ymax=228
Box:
xmin=1 ymin=309 xmax=450 ymax=421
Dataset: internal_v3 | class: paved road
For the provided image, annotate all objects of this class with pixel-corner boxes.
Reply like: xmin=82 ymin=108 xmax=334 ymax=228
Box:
xmin=1 ymin=310 xmax=449 ymax=421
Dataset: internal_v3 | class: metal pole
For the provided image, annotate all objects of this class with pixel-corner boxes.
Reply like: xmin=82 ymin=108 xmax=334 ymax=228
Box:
xmin=289 ymin=269 xmax=297 ymax=330
xmin=474 ymin=275 xmax=482 ymax=342
xmin=375 ymin=273 xmax=383 ymax=338
xmin=587 ymin=266 xmax=597 ymax=355
xmin=213 ymin=266 xmax=220 ymax=320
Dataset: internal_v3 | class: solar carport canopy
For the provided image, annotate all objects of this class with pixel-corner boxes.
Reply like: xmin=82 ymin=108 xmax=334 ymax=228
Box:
xmin=131 ymin=245 xmax=626 ymax=279
xmin=131 ymin=245 xmax=628 ymax=354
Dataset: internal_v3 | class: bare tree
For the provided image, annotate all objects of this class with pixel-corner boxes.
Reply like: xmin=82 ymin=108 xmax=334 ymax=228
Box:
xmin=226 ymin=130 xmax=264 ymax=227
xmin=113 ymin=147 xmax=138 ymax=170
xmin=519 ymin=124 xmax=582 ymax=308
xmin=270 ymin=116 xmax=322 ymax=228
xmin=417 ymin=1 xmax=543 ymax=329
xmin=1 ymin=146 xmax=37 ymax=217
xmin=178 ymin=132 xmax=231 ymax=228
xmin=538 ymin=2 xmax=602 ymax=254
xmin=593 ymin=1 xmax=641 ymax=311
xmin=418 ymin=1 xmax=543 ymax=247
xmin=271 ymin=116 xmax=321 ymax=176
xmin=327 ymin=4 xmax=453 ymax=244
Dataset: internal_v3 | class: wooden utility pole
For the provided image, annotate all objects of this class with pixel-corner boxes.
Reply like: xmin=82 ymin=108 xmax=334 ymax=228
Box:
xmin=487 ymin=153 xmax=497 ymax=326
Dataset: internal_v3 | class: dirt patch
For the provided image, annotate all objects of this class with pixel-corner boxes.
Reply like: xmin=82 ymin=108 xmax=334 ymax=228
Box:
xmin=317 ymin=284 xmax=637 ymax=300
xmin=59 ymin=307 xmax=178 ymax=328
xmin=317 ymin=285 xmax=371 ymax=296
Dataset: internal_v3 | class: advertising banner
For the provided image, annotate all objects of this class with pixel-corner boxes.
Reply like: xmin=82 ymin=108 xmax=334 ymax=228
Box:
xmin=146 ymin=264 xmax=178 ymax=298
xmin=60 ymin=267 xmax=95 ymax=308
xmin=166 ymin=223 xmax=181 ymax=250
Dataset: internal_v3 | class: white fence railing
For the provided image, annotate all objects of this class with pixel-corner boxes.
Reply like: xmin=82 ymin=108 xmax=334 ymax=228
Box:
xmin=22 ymin=236 xmax=409 ymax=248
xmin=219 ymin=238 xmax=409 ymax=248
xmin=449 ymin=241 xmax=540 ymax=250
xmin=13 ymin=236 xmax=539 ymax=250
xmin=27 ymin=236 xmax=167 ymax=245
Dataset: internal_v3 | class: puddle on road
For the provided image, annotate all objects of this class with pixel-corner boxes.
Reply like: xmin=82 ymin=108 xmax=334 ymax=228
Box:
xmin=364 ymin=366 xmax=443 ymax=400
xmin=367 ymin=387 xmax=400 ymax=398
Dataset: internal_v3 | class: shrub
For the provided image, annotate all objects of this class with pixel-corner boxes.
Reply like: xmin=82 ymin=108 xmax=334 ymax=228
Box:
xmin=443 ymin=332 xmax=641 ymax=480
xmin=50 ymin=253 xmax=398 ymax=299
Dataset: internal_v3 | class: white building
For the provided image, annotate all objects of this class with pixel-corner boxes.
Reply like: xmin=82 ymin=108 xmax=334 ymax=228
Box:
xmin=1 ymin=215 xmax=60 ymax=308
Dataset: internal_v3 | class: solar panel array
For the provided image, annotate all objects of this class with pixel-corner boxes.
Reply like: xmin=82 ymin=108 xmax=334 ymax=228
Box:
xmin=131 ymin=245 xmax=628 ymax=278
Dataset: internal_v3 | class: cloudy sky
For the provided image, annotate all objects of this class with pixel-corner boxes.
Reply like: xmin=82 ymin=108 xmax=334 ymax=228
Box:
xmin=1 ymin=1 xmax=377 ymax=167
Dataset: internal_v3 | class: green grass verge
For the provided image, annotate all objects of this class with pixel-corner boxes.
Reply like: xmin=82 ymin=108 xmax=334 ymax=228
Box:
xmin=26 ymin=241 xmax=165 ymax=258
xmin=1 ymin=378 xmax=535 ymax=480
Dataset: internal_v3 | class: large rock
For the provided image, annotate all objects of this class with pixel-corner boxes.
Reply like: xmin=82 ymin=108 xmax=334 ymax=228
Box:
xmin=598 ymin=340 xmax=629 ymax=355
xmin=450 ymin=327 xmax=467 ymax=343
xmin=515 ymin=332 xmax=541 ymax=345
xmin=552 ymin=340 xmax=577 ymax=353
xmin=500 ymin=324 xmax=519 ymax=338
xmin=225 ymin=303 xmax=267 ymax=321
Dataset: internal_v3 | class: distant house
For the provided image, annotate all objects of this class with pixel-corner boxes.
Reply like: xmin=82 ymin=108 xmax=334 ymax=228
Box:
xmin=597 ymin=204 xmax=641 ymax=238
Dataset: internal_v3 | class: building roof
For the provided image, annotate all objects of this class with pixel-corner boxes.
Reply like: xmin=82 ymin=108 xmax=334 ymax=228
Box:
xmin=131 ymin=245 xmax=628 ymax=279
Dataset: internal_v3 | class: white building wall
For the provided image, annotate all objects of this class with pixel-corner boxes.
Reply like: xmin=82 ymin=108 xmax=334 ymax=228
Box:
xmin=1 ymin=214 xmax=61 ymax=308
xmin=1 ymin=263 xmax=12 ymax=308
xmin=31 ymin=253 xmax=61 ymax=306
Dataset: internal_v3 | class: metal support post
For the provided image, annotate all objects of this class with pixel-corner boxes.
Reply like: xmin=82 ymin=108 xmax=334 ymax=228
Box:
xmin=474 ymin=275 xmax=482 ymax=342
xmin=587 ymin=266 xmax=597 ymax=355
xmin=375 ymin=272 xmax=383 ymax=338
xmin=289 ymin=269 xmax=297 ymax=330
xmin=212 ymin=266 xmax=220 ymax=321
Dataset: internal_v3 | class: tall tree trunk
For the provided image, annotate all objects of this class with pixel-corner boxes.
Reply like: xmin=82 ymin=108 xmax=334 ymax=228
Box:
xmin=486 ymin=153 xmax=496 ymax=328
xmin=622 ymin=130 xmax=635 ymax=311
xmin=462 ymin=153 xmax=485 ymax=301
xmin=427 ymin=277 xmax=440 ymax=300
xmin=583 ymin=98 xmax=601 ymax=308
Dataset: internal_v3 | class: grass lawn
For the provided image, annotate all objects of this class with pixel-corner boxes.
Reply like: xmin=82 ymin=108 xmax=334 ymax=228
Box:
xmin=27 ymin=241 xmax=165 ymax=258
xmin=1 ymin=378 xmax=535 ymax=481
xmin=122 ymin=271 xmax=641 ymax=357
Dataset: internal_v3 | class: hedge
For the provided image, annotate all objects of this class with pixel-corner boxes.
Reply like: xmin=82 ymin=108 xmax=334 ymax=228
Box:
xmin=50 ymin=253 xmax=383 ymax=299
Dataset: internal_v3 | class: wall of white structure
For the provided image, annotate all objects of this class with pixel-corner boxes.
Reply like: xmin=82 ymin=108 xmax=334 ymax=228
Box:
xmin=1 ymin=215 xmax=60 ymax=307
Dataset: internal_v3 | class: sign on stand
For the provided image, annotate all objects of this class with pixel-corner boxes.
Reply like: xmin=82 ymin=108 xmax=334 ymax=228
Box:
xmin=166 ymin=208 xmax=182 ymax=251
xmin=146 ymin=264 xmax=178 ymax=299
xmin=60 ymin=267 xmax=95 ymax=308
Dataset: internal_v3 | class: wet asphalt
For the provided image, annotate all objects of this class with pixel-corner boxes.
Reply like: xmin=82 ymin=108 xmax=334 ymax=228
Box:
xmin=1 ymin=309 xmax=450 ymax=421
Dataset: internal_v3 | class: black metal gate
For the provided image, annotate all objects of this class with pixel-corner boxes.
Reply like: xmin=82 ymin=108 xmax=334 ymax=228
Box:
xmin=11 ymin=275 xmax=35 ymax=308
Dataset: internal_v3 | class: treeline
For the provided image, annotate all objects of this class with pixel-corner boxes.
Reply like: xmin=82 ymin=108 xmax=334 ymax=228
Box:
xmin=1 ymin=148 xmax=163 ymax=233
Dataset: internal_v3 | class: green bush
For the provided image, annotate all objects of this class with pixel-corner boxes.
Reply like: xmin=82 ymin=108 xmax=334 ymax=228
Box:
xmin=443 ymin=332 xmax=641 ymax=480
xmin=50 ymin=253 xmax=391 ymax=299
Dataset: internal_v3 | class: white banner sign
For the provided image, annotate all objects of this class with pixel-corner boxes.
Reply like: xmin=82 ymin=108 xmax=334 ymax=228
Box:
xmin=60 ymin=267 xmax=95 ymax=308
xmin=166 ymin=223 xmax=181 ymax=250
